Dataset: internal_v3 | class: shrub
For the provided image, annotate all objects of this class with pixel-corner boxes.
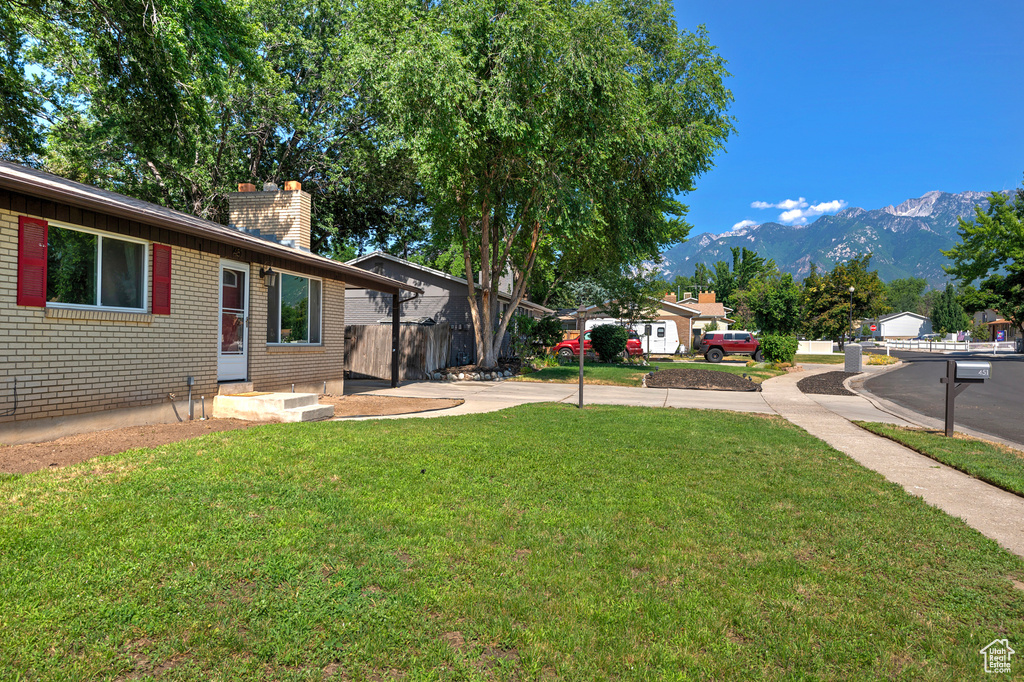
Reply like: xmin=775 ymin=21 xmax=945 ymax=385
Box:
xmin=534 ymin=316 xmax=565 ymax=349
xmin=589 ymin=324 xmax=629 ymax=363
xmin=760 ymin=334 xmax=798 ymax=363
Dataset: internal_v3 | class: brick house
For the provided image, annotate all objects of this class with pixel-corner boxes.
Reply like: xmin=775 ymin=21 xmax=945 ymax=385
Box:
xmin=579 ymin=291 xmax=733 ymax=353
xmin=0 ymin=163 xmax=419 ymax=443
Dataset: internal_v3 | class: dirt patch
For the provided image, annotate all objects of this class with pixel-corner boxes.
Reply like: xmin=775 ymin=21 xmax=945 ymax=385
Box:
xmin=797 ymin=371 xmax=859 ymax=396
xmin=644 ymin=368 xmax=761 ymax=392
xmin=320 ymin=394 xmax=462 ymax=418
xmin=0 ymin=395 xmax=462 ymax=475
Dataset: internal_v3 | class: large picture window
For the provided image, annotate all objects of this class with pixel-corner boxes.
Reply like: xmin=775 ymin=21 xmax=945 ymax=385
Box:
xmin=47 ymin=223 xmax=146 ymax=310
xmin=267 ymin=272 xmax=322 ymax=344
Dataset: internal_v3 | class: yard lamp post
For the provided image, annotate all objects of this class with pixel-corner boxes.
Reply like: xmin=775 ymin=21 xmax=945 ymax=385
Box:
xmin=848 ymin=285 xmax=855 ymax=345
xmin=577 ymin=304 xmax=586 ymax=409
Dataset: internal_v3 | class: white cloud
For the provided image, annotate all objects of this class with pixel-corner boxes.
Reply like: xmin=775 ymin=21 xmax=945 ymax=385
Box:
xmin=809 ymin=200 xmax=846 ymax=213
xmin=779 ymin=209 xmax=807 ymax=224
xmin=777 ymin=198 xmax=808 ymax=210
xmin=751 ymin=198 xmax=807 ymax=210
xmin=732 ymin=219 xmax=758 ymax=230
xmin=749 ymin=196 xmax=848 ymax=226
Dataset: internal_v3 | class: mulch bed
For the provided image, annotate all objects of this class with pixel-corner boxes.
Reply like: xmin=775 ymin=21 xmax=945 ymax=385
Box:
xmin=644 ymin=368 xmax=761 ymax=392
xmin=796 ymin=371 xmax=860 ymax=396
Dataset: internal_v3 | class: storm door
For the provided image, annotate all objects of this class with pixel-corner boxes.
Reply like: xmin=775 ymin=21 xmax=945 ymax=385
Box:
xmin=218 ymin=261 xmax=249 ymax=381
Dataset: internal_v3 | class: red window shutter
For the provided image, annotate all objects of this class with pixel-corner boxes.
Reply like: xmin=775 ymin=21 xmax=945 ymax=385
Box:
xmin=151 ymin=244 xmax=172 ymax=315
xmin=17 ymin=216 xmax=48 ymax=307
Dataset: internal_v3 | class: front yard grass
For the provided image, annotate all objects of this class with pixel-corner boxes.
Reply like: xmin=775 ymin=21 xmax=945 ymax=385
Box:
xmin=518 ymin=361 xmax=782 ymax=386
xmin=793 ymin=353 xmax=846 ymax=364
xmin=858 ymin=421 xmax=1024 ymax=497
xmin=1 ymin=405 xmax=1023 ymax=680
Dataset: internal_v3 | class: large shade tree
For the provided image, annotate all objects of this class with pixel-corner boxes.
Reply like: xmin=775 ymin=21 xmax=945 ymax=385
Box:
xmin=362 ymin=0 xmax=733 ymax=367
xmin=943 ymin=186 xmax=1024 ymax=340
xmin=2 ymin=0 xmax=426 ymax=254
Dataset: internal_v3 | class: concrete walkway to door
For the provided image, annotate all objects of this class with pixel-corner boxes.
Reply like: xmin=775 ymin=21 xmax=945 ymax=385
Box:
xmin=342 ymin=365 xmax=1024 ymax=557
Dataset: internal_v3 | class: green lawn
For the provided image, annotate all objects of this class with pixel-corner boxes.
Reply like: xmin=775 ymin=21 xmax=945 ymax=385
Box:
xmin=794 ymin=353 xmax=846 ymax=365
xmin=518 ymin=361 xmax=782 ymax=386
xmin=2 ymin=405 xmax=1023 ymax=680
xmin=858 ymin=422 xmax=1024 ymax=497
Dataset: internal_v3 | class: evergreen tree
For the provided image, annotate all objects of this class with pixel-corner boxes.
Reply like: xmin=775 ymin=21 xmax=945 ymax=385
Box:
xmin=930 ymin=284 xmax=969 ymax=336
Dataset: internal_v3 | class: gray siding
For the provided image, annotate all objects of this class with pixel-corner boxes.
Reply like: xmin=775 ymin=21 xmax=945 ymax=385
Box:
xmin=345 ymin=255 xmax=541 ymax=366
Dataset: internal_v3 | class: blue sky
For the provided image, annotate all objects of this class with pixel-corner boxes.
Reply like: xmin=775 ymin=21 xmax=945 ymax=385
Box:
xmin=671 ymin=0 xmax=1024 ymax=236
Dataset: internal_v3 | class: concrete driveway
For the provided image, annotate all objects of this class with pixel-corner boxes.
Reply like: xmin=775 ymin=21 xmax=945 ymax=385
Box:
xmin=344 ymin=378 xmax=777 ymax=417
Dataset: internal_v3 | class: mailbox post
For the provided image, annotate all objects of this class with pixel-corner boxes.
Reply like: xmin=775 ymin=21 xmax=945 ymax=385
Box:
xmin=939 ymin=360 xmax=990 ymax=437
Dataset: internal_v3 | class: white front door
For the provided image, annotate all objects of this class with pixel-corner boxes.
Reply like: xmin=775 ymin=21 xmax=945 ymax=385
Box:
xmin=218 ymin=261 xmax=249 ymax=381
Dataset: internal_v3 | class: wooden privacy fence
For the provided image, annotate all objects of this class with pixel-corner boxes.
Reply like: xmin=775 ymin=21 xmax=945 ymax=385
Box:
xmin=345 ymin=323 xmax=452 ymax=381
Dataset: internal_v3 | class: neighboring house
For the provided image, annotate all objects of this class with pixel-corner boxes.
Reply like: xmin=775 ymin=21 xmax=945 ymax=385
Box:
xmin=871 ymin=311 xmax=932 ymax=339
xmin=344 ymin=251 xmax=554 ymax=366
xmin=0 ymin=163 xmax=419 ymax=443
xmin=974 ymin=308 xmax=1019 ymax=343
xmin=672 ymin=291 xmax=734 ymax=348
xmin=577 ymin=291 xmax=733 ymax=353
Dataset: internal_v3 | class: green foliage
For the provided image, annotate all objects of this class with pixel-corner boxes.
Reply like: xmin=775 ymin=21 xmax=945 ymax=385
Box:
xmin=510 ymin=314 xmax=566 ymax=359
xmin=885 ymin=277 xmax=928 ymax=315
xmin=534 ymin=316 xmax=564 ymax=348
xmin=759 ymin=334 xmax=799 ymax=363
xmin=929 ymin=284 xmax=969 ymax=335
xmin=362 ymin=0 xmax=732 ymax=365
xmin=599 ymin=265 xmax=664 ymax=328
xmin=704 ymin=319 xmax=719 ymax=332
xmin=589 ymin=324 xmax=629 ymax=363
xmin=747 ymin=272 xmax=802 ymax=335
xmin=7 ymin=0 xmax=427 ymax=254
xmin=943 ymin=186 xmax=1024 ymax=339
xmin=802 ymin=255 xmax=889 ymax=345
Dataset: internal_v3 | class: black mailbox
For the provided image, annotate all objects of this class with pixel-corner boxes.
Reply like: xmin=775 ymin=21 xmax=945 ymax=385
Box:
xmin=955 ymin=360 xmax=991 ymax=382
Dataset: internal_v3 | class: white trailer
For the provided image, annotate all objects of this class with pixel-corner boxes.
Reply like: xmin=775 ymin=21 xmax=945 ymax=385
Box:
xmin=584 ymin=318 xmax=681 ymax=355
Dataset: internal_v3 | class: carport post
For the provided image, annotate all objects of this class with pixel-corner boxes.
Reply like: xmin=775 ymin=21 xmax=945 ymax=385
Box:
xmin=578 ymin=304 xmax=585 ymax=409
xmin=391 ymin=292 xmax=400 ymax=388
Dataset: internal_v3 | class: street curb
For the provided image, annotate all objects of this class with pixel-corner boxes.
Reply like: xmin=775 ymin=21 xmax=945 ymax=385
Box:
xmin=849 ymin=364 xmax=1024 ymax=453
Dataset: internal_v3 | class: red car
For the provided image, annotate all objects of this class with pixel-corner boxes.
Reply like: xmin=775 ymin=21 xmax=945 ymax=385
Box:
xmin=698 ymin=330 xmax=763 ymax=363
xmin=554 ymin=330 xmax=645 ymax=359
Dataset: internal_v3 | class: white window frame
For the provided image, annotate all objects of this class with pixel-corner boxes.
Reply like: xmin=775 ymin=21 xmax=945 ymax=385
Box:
xmin=45 ymin=220 xmax=150 ymax=314
xmin=268 ymin=268 xmax=323 ymax=346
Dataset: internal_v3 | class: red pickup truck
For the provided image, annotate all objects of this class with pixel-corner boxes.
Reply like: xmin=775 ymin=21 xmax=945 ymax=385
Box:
xmin=554 ymin=330 xmax=645 ymax=359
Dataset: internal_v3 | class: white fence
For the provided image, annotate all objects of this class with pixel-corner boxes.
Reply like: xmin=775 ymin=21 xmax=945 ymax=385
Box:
xmin=885 ymin=339 xmax=1019 ymax=353
xmin=797 ymin=340 xmax=834 ymax=354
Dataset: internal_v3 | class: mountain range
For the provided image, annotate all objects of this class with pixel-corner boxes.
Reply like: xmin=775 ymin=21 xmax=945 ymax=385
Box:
xmin=661 ymin=190 xmax=1002 ymax=287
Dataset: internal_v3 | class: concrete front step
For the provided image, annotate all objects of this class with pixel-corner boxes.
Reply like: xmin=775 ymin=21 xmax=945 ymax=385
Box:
xmin=212 ymin=392 xmax=334 ymax=422
xmin=218 ymin=381 xmax=255 ymax=396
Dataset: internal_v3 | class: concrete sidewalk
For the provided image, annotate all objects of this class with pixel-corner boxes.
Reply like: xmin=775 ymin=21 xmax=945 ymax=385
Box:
xmin=762 ymin=366 xmax=1024 ymax=558
xmin=343 ymin=366 xmax=1024 ymax=557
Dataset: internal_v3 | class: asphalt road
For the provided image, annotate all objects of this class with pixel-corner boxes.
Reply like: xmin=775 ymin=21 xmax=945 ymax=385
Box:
xmin=862 ymin=350 xmax=1024 ymax=444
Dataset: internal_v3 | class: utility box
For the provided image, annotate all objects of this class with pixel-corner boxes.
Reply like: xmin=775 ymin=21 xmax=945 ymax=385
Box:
xmin=954 ymin=360 xmax=991 ymax=382
xmin=844 ymin=343 xmax=862 ymax=373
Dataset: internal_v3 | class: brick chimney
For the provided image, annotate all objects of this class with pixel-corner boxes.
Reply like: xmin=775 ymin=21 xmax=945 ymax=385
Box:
xmin=227 ymin=181 xmax=312 ymax=251
xmin=665 ymin=292 xmax=677 ymax=303
xmin=698 ymin=291 xmax=717 ymax=304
